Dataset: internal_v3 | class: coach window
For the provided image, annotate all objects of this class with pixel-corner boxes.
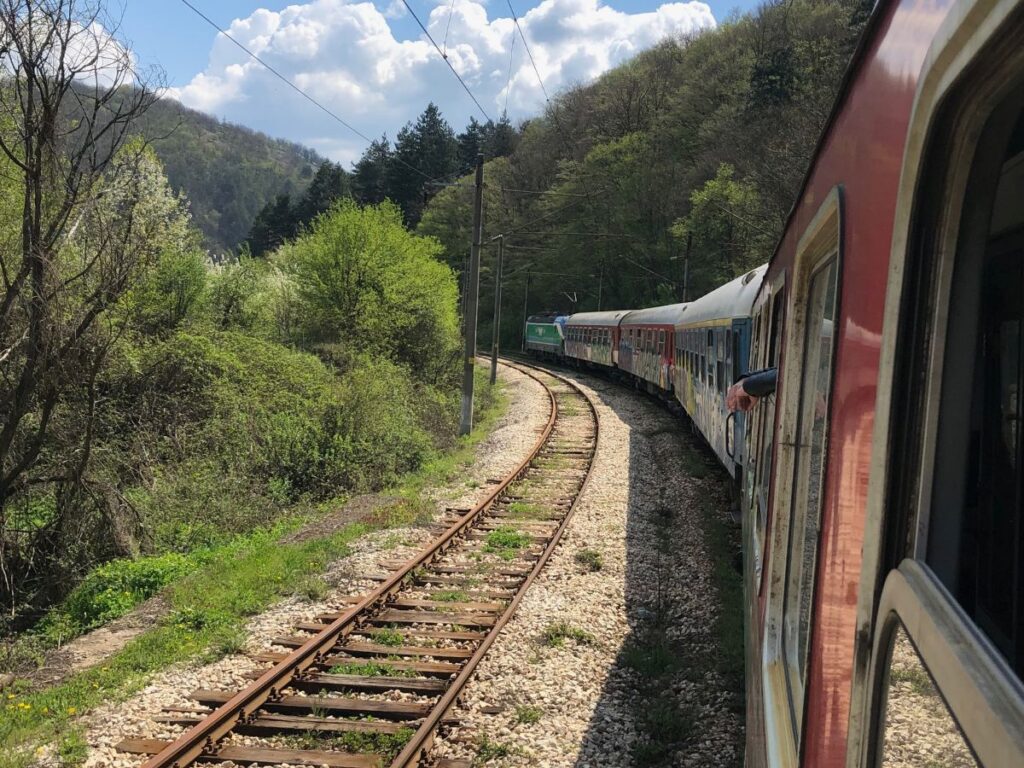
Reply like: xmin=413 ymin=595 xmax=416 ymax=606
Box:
xmin=658 ymin=330 xmax=666 ymax=355
xmin=861 ymin=23 xmax=1024 ymax=767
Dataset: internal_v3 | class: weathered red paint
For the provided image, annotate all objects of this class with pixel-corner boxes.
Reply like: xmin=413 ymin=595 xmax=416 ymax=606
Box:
xmin=754 ymin=0 xmax=955 ymax=763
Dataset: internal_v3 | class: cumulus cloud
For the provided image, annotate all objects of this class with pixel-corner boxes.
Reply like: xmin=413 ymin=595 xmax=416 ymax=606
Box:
xmin=172 ymin=0 xmax=715 ymax=164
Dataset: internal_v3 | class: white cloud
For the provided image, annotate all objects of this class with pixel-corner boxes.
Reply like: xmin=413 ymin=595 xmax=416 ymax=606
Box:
xmin=173 ymin=0 xmax=715 ymax=165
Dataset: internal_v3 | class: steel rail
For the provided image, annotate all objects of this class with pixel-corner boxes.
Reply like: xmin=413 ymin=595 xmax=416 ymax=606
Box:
xmin=390 ymin=361 xmax=600 ymax=766
xmin=139 ymin=363 xmax=559 ymax=768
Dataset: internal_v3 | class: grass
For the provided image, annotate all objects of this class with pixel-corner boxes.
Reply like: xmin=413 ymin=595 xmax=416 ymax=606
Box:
xmin=631 ymin=695 xmax=696 ymax=764
xmin=0 ymin=364 xmax=511 ymax=766
xmin=622 ymin=632 xmax=683 ymax=679
xmin=370 ymin=627 xmax=406 ymax=647
xmin=506 ymin=501 xmax=551 ymax=520
xmin=540 ymin=621 xmax=595 ymax=648
xmin=0 ymin=520 xmax=370 ymax=765
xmin=483 ymin=527 xmax=531 ymax=560
xmin=474 ymin=735 xmax=524 ymax=765
xmin=890 ymin=664 xmax=936 ymax=697
xmin=514 ymin=704 xmax=543 ymax=724
xmin=574 ymin=548 xmax=603 ymax=572
xmin=282 ymin=727 xmax=414 ymax=761
xmin=432 ymin=590 xmax=469 ymax=603
xmin=327 ymin=661 xmax=417 ymax=678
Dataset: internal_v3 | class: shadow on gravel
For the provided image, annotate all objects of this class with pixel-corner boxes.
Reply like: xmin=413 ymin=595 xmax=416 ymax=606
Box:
xmin=567 ymin=373 xmax=746 ymax=768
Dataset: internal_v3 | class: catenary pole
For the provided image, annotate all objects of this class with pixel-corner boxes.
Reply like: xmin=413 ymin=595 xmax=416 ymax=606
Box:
xmin=521 ymin=272 xmax=531 ymax=352
xmin=459 ymin=154 xmax=485 ymax=436
xmin=490 ymin=235 xmax=505 ymax=384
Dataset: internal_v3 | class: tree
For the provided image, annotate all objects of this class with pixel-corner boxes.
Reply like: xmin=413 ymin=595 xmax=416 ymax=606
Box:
xmin=483 ymin=113 xmax=517 ymax=159
xmin=386 ymin=103 xmax=458 ymax=226
xmin=457 ymin=117 xmax=485 ymax=169
xmin=0 ymin=1 xmax=198 ymax=612
xmin=352 ymin=135 xmax=391 ymax=206
xmin=246 ymin=193 xmax=295 ymax=256
xmin=280 ymin=200 xmax=460 ymax=383
xmin=293 ymin=161 xmax=350 ymax=226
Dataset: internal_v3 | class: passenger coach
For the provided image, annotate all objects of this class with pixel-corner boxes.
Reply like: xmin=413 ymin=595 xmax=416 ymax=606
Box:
xmin=674 ymin=265 xmax=765 ymax=478
xmin=618 ymin=303 xmax=687 ymax=394
xmin=564 ymin=310 xmax=627 ymax=369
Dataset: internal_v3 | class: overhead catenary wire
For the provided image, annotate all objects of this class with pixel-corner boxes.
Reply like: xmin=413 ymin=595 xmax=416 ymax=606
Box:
xmin=176 ymin=0 xmax=443 ymax=185
xmin=503 ymin=23 xmax=516 ymax=116
xmin=399 ymin=0 xmax=492 ymax=122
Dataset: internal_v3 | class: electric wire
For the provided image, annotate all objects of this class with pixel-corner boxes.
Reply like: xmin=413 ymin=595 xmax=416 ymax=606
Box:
xmin=442 ymin=0 xmax=457 ymax=57
xmin=503 ymin=24 xmax=516 ymax=116
xmin=399 ymin=0 xmax=492 ymax=122
xmin=176 ymin=0 xmax=442 ymax=184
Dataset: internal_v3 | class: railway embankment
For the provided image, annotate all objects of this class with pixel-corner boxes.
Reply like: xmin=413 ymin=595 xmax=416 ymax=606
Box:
xmin=1 ymin=365 xmax=532 ymax=767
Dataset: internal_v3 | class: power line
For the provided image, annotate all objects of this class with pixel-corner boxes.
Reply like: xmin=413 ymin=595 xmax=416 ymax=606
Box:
xmin=176 ymin=0 xmax=440 ymax=184
xmin=399 ymin=0 xmax=492 ymax=122
xmin=503 ymin=23 xmax=516 ymax=116
xmin=442 ymin=0 xmax=457 ymax=57
xmin=505 ymin=0 xmax=548 ymax=101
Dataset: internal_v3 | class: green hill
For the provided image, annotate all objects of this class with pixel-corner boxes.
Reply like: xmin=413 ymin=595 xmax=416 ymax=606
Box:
xmin=135 ymin=98 xmax=324 ymax=253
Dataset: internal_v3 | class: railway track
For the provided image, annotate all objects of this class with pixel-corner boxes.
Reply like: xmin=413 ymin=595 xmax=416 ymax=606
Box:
xmin=116 ymin=361 xmax=598 ymax=768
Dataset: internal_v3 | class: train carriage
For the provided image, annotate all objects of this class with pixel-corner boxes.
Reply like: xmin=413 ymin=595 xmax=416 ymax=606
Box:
xmin=618 ymin=303 xmax=688 ymax=393
xmin=674 ymin=265 xmax=766 ymax=478
xmin=738 ymin=0 xmax=1024 ymax=765
xmin=564 ymin=310 xmax=628 ymax=368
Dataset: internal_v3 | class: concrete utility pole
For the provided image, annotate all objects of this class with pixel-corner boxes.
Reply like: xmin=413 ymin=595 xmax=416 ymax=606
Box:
xmin=459 ymin=154 xmax=485 ymax=436
xmin=682 ymin=232 xmax=692 ymax=302
xmin=520 ymin=272 xmax=531 ymax=352
xmin=489 ymin=235 xmax=505 ymax=385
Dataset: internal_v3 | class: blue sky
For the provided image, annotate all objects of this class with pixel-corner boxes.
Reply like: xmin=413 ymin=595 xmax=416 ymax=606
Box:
xmin=114 ymin=0 xmax=761 ymax=163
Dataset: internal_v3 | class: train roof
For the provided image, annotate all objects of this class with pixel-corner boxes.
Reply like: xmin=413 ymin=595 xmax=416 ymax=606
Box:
xmin=677 ymin=265 xmax=767 ymax=327
xmin=566 ymin=310 xmax=630 ymax=327
xmin=620 ymin=302 xmax=690 ymax=326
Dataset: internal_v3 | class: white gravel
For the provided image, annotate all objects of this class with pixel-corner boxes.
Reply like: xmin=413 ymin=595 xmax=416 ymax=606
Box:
xmin=430 ymin=368 xmax=743 ymax=767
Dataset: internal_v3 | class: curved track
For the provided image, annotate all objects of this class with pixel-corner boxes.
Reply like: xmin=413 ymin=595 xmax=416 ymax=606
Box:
xmin=117 ymin=361 xmax=598 ymax=768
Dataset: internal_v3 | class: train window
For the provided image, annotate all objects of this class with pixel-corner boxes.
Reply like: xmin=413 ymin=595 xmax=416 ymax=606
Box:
xmin=784 ymin=253 xmax=839 ymax=713
xmin=658 ymin=330 xmax=666 ymax=354
xmin=880 ymin=623 xmax=978 ymax=767
xmin=717 ymin=330 xmax=726 ymax=395
xmin=926 ymin=96 xmax=1024 ymax=679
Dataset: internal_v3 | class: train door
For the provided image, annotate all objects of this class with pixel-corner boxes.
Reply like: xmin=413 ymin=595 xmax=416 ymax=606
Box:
xmin=731 ymin=318 xmax=753 ymax=471
xmin=849 ymin=12 xmax=1024 ymax=766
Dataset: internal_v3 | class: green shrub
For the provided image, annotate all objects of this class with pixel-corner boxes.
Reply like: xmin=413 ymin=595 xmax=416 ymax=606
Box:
xmin=37 ymin=553 xmax=194 ymax=642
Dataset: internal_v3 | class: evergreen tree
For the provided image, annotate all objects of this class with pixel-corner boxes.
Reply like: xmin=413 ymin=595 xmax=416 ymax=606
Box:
xmin=352 ymin=136 xmax=391 ymax=205
xmin=246 ymin=194 xmax=295 ymax=256
xmin=386 ymin=103 xmax=458 ymax=226
xmin=457 ymin=117 xmax=485 ymax=169
xmin=294 ymin=161 xmax=351 ymax=226
xmin=484 ymin=113 xmax=517 ymax=159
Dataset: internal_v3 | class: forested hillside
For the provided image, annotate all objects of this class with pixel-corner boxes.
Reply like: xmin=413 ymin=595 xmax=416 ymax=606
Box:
xmin=418 ymin=0 xmax=871 ymax=346
xmin=134 ymin=98 xmax=323 ymax=252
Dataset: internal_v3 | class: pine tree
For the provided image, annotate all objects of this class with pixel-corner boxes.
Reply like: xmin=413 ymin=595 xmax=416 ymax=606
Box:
xmin=457 ymin=117 xmax=485 ymax=169
xmin=294 ymin=161 xmax=351 ymax=226
xmin=246 ymin=194 xmax=295 ymax=256
xmin=352 ymin=136 xmax=391 ymax=205
xmin=484 ymin=113 xmax=517 ymax=159
xmin=386 ymin=103 xmax=458 ymax=226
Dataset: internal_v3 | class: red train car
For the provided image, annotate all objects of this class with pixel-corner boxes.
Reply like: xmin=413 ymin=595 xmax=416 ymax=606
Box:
xmin=618 ymin=303 xmax=688 ymax=393
xmin=740 ymin=0 xmax=1024 ymax=765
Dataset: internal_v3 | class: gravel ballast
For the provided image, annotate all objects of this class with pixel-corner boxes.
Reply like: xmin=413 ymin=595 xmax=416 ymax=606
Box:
xmin=431 ymin=368 xmax=743 ymax=767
